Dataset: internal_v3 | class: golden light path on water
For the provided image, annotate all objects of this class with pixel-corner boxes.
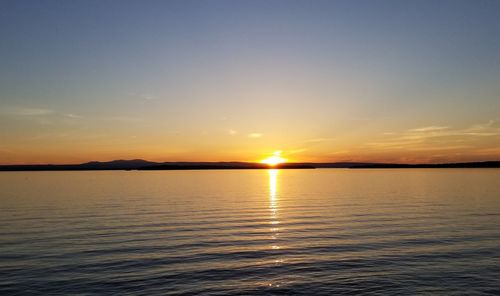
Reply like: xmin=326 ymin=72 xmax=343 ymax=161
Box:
xmin=268 ymin=168 xmax=283 ymax=287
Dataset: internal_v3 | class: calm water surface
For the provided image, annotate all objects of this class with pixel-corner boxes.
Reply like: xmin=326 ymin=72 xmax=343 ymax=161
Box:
xmin=1 ymin=169 xmax=500 ymax=295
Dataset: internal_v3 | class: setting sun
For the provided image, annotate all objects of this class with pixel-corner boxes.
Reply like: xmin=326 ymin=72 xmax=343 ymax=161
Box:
xmin=260 ymin=151 xmax=287 ymax=166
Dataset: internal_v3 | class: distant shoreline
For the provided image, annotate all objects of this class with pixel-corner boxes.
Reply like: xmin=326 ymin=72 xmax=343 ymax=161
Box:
xmin=0 ymin=160 xmax=499 ymax=171
xmin=350 ymin=161 xmax=500 ymax=169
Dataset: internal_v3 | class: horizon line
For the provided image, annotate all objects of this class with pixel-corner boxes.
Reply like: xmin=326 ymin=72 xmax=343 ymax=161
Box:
xmin=1 ymin=159 xmax=500 ymax=166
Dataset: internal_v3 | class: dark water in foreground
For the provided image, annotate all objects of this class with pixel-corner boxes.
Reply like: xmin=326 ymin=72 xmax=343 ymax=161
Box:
xmin=1 ymin=169 xmax=500 ymax=295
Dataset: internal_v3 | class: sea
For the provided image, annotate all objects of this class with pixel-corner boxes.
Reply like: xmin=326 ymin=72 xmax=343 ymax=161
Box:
xmin=1 ymin=169 xmax=500 ymax=295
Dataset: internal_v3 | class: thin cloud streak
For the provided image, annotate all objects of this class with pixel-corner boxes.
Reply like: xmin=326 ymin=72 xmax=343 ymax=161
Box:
xmin=366 ymin=121 xmax=500 ymax=152
xmin=64 ymin=113 xmax=84 ymax=119
xmin=302 ymin=137 xmax=335 ymax=144
xmin=2 ymin=107 xmax=55 ymax=116
xmin=248 ymin=133 xmax=263 ymax=138
xmin=409 ymin=126 xmax=450 ymax=132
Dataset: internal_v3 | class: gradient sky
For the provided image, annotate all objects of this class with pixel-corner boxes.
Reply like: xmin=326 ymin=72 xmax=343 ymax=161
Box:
xmin=1 ymin=0 xmax=499 ymax=164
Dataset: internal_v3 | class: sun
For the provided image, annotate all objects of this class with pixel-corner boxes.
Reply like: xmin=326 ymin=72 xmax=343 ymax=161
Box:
xmin=260 ymin=151 xmax=287 ymax=166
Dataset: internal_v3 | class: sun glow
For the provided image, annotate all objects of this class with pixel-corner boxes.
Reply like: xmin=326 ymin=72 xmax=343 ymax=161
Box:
xmin=261 ymin=151 xmax=287 ymax=166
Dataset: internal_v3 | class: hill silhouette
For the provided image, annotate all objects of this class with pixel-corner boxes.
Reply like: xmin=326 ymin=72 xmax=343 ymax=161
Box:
xmin=140 ymin=162 xmax=314 ymax=170
xmin=0 ymin=160 xmax=499 ymax=171
xmin=0 ymin=160 xmax=316 ymax=171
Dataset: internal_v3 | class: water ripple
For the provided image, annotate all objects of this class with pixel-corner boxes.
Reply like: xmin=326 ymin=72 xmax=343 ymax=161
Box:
xmin=1 ymin=169 xmax=500 ymax=295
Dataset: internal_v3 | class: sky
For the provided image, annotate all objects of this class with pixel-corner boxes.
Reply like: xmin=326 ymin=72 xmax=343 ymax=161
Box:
xmin=1 ymin=0 xmax=499 ymax=164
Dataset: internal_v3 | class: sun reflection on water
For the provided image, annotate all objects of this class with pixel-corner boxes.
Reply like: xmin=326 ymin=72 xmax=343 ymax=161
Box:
xmin=268 ymin=169 xmax=281 ymax=252
xmin=267 ymin=169 xmax=283 ymax=289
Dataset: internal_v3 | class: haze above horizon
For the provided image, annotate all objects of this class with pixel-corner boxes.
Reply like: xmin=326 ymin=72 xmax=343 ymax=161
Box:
xmin=1 ymin=0 xmax=499 ymax=164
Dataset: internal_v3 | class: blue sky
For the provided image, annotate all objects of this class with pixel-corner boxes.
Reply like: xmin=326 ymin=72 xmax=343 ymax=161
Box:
xmin=1 ymin=0 xmax=499 ymax=163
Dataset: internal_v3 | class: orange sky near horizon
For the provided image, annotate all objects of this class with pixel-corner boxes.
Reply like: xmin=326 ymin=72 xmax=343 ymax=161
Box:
xmin=2 ymin=119 xmax=499 ymax=165
xmin=1 ymin=1 xmax=500 ymax=165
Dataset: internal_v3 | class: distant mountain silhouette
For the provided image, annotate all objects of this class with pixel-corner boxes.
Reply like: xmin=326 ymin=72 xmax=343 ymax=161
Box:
xmin=79 ymin=159 xmax=157 ymax=169
xmin=0 ymin=159 xmax=158 ymax=171
xmin=0 ymin=159 xmax=498 ymax=171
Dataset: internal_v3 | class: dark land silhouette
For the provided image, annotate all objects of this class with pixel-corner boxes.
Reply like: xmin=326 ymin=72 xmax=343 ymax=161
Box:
xmin=140 ymin=163 xmax=315 ymax=170
xmin=0 ymin=159 xmax=499 ymax=171
xmin=350 ymin=161 xmax=500 ymax=169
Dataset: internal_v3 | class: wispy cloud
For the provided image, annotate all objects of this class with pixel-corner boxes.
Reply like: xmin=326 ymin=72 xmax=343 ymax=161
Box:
xmin=228 ymin=129 xmax=237 ymax=135
xmin=408 ymin=126 xmax=450 ymax=132
xmin=303 ymin=137 xmax=335 ymax=144
xmin=466 ymin=120 xmax=497 ymax=131
xmin=1 ymin=107 xmax=84 ymax=126
xmin=288 ymin=148 xmax=307 ymax=155
xmin=2 ymin=107 xmax=55 ymax=116
xmin=461 ymin=120 xmax=500 ymax=136
xmin=365 ymin=121 xmax=500 ymax=152
xmin=248 ymin=133 xmax=263 ymax=138
xmin=63 ymin=113 xmax=83 ymax=119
